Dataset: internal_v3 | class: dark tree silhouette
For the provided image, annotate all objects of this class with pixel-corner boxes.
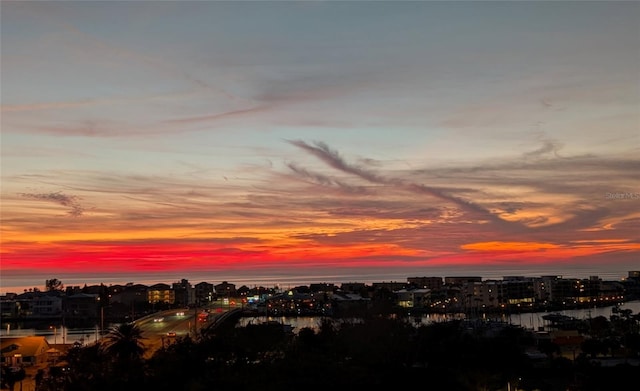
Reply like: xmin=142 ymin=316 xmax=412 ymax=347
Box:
xmin=102 ymin=322 xmax=146 ymax=361
xmin=45 ymin=278 xmax=64 ymax=291
xmin=63 ymin=343 xmax=110 ymax=391
xmin=538 ymin=338 xmax=561 ymax=359
xmin=101 ymin=322 xmax=147 ymax=388
xmin=581 ymin=338 xmax=608 ymax=358
xmin=1 ymin=366 xmax=25 ymax=391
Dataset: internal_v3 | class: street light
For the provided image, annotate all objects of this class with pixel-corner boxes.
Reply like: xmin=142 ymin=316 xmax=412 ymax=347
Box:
xmin=49 ymin=325 xmax=57 ymax=345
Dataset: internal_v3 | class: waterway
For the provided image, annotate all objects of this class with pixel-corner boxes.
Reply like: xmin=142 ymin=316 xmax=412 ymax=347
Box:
xmin=0 ymin=325 xmax=104 ymax=345
xmin=3 ymin=301 xmax=638 ymax=342
xmin=238 ymin=300 xmax=640 ymax=334
xmin=490 ymin=301 xmax=640 ymax=331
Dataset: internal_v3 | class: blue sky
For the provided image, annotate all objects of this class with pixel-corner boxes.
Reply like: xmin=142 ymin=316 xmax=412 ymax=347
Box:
xmin=1 ymin=1 xmax=639 ymax=291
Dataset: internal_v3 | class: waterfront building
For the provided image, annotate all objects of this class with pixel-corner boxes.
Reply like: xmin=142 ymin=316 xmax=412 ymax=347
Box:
xmin=30 ymin=295 xmax=63 ymax=318
xmin=444 ymin=276 xmax=482 ymax=286
xmin=458 ymin=280 xmax=501 ymax=309
xmin=147 ymin=283 xmax=174 ymax=305
xmin=331 ymin=292 xmax=370 ymax=316
xmin=339 ymin=282 xmax=367 ymax=294
xmin=214 ymin=281 xmax=236 ymax=297
xmin=64 ymin=293 xmax=99 ymax=319
xmin=194 ymin=281 xmax=215 ymax=305
xmin=372 ymin=281 xmax=407 ymax=291
xmin=2 ymin=271 xmax=638 ymax=323
xmin=172 ymin=279 xmax=195 ymax=307
xmin=109 ymin=283 xmax=148 ymax=307
xmin=534 ymin=276 xmax=560 ymax=303
xmin=407 ymin=276 xmax=443 ymax=290
xmin=499 ymin=277 xmax=535 ymax=307
xmin=309 ymin=283 xmax=337 ymax=293
xmin=395 ymin=288 xmax=431 ymax=309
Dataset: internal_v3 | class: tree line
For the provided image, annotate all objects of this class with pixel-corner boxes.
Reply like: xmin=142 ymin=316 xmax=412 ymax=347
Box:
xmin=16 ymin=309 xmax=640 ymax=391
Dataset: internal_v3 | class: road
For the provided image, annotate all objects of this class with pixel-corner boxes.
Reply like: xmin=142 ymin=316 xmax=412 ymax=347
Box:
xmin=134 ymin=306 xmax=227 ymax=357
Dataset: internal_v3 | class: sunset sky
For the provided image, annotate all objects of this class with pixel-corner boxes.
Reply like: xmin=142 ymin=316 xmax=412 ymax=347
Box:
xmin=1 ymin=1 xmax=639 ymax=293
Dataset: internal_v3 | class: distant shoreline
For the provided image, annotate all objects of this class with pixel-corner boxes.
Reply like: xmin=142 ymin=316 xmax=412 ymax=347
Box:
xmin=2 ymin=270 xmax=638 ymax=296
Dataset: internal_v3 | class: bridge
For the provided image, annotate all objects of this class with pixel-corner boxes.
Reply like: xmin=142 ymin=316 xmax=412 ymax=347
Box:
xmin=201 ymin=308 xmax=243 ymax=336
xmin=134 ymin=307 xmax=243 ymax=357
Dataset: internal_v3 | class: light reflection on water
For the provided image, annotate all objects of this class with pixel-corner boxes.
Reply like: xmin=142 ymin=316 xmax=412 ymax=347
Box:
xmin=502 ymin=300 xmax=640 ymax=330
xmin=0 ymin=326 xmax=105 ymax=345
xmin=238 ymin=300 xmax=640 ymax=333
xmin=2 ymin=301 xmax=638 ymax=341
xmin=238 ymin=314 xmax=462 ymax=334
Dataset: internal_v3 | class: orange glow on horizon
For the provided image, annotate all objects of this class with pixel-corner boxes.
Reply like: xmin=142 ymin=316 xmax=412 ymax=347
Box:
xmin=462 ymin=241 xmax=559 ymax=252
xmin=0 ymin=239 xmax=425 ymax=273
xmin=2 ymin=237 xmax=638 ymax=276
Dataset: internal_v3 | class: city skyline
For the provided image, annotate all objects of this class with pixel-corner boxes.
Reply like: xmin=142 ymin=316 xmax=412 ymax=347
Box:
xmin=2 ymin=1 xmax=639 ymax=294
xmin=5 ymin=270 xmax=640 ymax=297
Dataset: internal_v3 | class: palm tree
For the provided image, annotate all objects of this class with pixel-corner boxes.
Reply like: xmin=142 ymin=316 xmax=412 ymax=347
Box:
xmin=102 ymin=322 xmax=146 ymax=362
xmin=101 ymin=322 xmax=148 ymax=387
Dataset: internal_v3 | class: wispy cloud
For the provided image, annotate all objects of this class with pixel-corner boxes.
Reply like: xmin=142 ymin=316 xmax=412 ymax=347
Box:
xmin=165 ymin=106 xmax=266 ymax=125
xmin=19 ymin=191 xmax=84 ymax=217
xmin=287 ymin=139 xmax=510 ymax=227
xmin=523 ymin=138 xmax=563 ymax=159
xmin=1 ymin=100 xmax=98 ymax=113
xmin=287 ymin=140 xmax=386 ymax=183
xmin=285 ymin=162 xmax=369 ymax=194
